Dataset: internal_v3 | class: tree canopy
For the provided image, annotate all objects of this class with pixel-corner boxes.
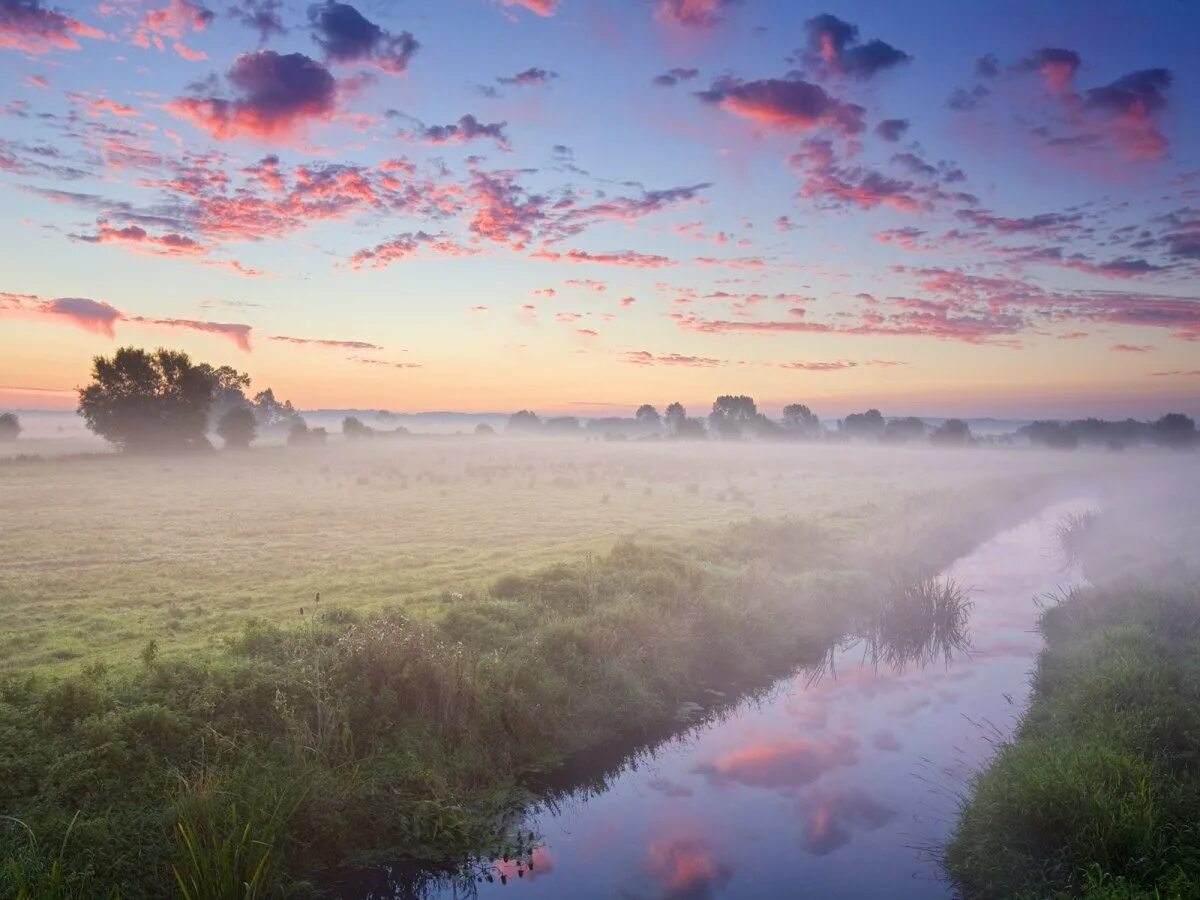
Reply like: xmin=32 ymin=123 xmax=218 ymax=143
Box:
xmin=78 ymin=347 xmax=231 ymax=452
xmin=635 ymin=404 xmax=661 ymax=427
xmin=708 ymin=395 xmax=758 ymax=438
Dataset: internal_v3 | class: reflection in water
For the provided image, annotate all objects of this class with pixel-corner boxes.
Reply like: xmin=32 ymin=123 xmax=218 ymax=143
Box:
xmin=339 ymin=501 xmax=1087 ymax=900
xmin=646 ymin=838 xmax=733 ymax=899
xmin=694 ymin=734 xmax=860 ymax=790
xmin=809 ymin=574 xmax=973 ymax=687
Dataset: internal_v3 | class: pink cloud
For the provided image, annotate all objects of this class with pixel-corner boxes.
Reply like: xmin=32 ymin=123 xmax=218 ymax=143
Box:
xmin=623 ymin=350 xmax=723 ymax=367
xmin=74 ymin=221 xmax=206 ymax=256
xmin=349 ymin=231 xmax=480 ymax=269
xmin=646 ymin=839 xmax=730 ymax=896
xmin=698 ymin=77 xmax=865 ymax=135
xmin=167 ymin=51 xmax=338 ymax=142
xmin=0 ymin=0 xmax=105 ymax=53
xmin=43 ymin=296 xmax=123 ymax=337
xmin=1109 ymin=343 xmax=1153 ymax=353
xmin=268 ymin=335 xmax=383 ymax=350
xmin=655 ymin=0 xmax=735 ymax=29
xmin=501 ymin=0 xmax=558 ymax=16
xmin=126 ymin=316 xmax=252 ymax=351
xmin=531 ymin=248 xmax=675 ymax=268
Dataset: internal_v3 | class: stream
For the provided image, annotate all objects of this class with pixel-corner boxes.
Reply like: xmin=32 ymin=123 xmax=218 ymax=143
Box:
xmin=341 ymin=500 xmax=1089 ymax=899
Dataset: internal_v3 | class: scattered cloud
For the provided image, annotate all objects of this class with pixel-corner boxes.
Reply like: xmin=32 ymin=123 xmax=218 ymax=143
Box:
xmin=308 ymin=0 xmax=419 ymax=74
xmin=167 ymin=50 xmax=338 ymax=141
xmin=801 ymin=13 xmax=911 ymax=80
xmin=698 ymin=76 xmax=865 ymax=135
xmin=0 ymin=0 xmax=105 ymax=53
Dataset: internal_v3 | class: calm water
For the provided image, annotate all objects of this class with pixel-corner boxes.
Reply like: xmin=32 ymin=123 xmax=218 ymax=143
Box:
xmin=350 ymin=501 xmax=1088 ymax=899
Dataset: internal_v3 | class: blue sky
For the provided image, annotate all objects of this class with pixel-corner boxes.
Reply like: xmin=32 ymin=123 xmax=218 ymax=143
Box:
xmin=1 ymin=0 xmax=1198 ymax=417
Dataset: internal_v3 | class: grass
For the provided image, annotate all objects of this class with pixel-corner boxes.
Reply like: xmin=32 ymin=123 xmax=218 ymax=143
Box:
xmin=0 ymin=438 xmax=1115 ymax=675
xmin=0 ymin=439 xmax=1092 ymax=897
xmin=0 ymin=437 xmax=1154 ymax=896
xmin=944 ymin=486 xmax=1200 ymax=899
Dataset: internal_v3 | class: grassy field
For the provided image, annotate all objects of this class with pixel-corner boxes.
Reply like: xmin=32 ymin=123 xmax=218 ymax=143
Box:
xmin=946 ymin=477 xmax=1200 ymax=899
xmin=0 ymin=437 xmax=1122 ymax=675
xmin=0 ymin=436 xmax=1156 ymax=897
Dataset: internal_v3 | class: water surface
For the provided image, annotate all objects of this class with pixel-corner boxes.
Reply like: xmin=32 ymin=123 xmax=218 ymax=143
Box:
xmin=352 ymin=501 xmax=1086 ymax=899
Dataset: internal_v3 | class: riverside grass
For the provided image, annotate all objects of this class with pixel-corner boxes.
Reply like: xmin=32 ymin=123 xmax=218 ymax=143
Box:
xmin=945 ymin=487 xmax=1200 ymax=899
xmin=1 ymin=467 xmax=1057 ymax=899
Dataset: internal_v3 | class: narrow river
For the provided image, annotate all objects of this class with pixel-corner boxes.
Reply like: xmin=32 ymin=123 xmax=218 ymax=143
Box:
xmin=348 ymin=500 xmax=1089 ymax=899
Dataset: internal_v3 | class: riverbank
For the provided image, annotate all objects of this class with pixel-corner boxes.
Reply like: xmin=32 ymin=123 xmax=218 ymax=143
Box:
xmin=945 ymin=483 xmax=1200 ymax=898
xmin=1 ymin=475 xmax=1060 ymax=898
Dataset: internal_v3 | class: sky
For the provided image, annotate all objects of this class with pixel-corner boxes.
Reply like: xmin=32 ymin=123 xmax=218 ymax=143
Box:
xmin=1 ymin=0 xmax=1198 ymax=419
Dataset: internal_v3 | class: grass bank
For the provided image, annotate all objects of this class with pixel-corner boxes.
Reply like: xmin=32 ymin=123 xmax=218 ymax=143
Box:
xmin=945 ymin=490 xmax=1200 ymax=899
xmin=1 ymin=478 xmax=1057 ymax=898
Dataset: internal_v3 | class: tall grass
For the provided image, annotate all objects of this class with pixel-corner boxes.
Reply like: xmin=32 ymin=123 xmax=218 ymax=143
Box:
xmin=945 ymin=554 xmax=1200 ymax=897
xmin=0 ymin=486 xmax=1051 ymax=897
xmin=172 ymin=807 xmax=273 ymax=900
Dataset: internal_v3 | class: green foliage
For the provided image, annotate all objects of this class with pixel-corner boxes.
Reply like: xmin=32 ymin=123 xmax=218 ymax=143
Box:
xmin=172 ymin=805 xmax=274 ymax=900
xmin=0 ymin=490 xmax=1037 ymax=898
xmin=77 ymin=348 xmax=244 ymax=453
xmin=946 ymin=580 xmax=1200 ymax=899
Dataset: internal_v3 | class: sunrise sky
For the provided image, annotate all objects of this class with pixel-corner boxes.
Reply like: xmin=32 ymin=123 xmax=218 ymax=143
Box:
xmin=1 ymin=0 xmax=1198 ymax=418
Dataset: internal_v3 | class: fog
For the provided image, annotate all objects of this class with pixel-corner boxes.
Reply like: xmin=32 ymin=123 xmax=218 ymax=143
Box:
xmin=2 ymin=420 xmax=1198 ymax=898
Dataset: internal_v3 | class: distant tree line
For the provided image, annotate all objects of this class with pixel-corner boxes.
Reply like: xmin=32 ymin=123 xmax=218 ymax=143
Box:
xmin=502 ymin=397 xmax=1198 ymax=451
xmin=61 ymin=347 xmax=1199 ymax=454
xmin=1017 ymin=414 xmax=1197 ymax=451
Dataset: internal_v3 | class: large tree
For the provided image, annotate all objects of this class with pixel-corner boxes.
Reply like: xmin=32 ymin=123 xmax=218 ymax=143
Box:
xmin=201 ymin=364 xmax=253 ymax=428
xmin=708 ymin=395 xmax=758 ymax=438
xmin=635 ymin=404 xmax=661 ymax=428
xmin=931 ymin=418 xmax=973 ymax=447
xmin=841 ymin=408 xmax=886 ymax=439
xmin=77 ymin=347 xmax=242 ymax=452
xmin=782 ymin=403 xmax=820 ymax=435
xmin=251 ymin=388 xmax=304 ymax=431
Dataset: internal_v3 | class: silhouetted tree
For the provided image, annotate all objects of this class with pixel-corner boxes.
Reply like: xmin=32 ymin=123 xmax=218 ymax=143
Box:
xmin=475 ymin=423 xmax=496 ymax=436
xmin=883 ymin=417 xmax=927 ymax=444
xmin=201 ymin=364 xmax=252 ymax=429
xmin=635 ymin=404 xmax=661 ymax=428
xmin=841 ymin=409 xmax=885 ymax=439
xmin=216 ymin=406 xmax=256 ymax=449
xmin=782 ymin=403 xmax=820 ymax=435
xmin=77 ymin=347 xmax=226 ymax=452
xmin=252 ymin=388 xmax=304 ymax=431
xmin=0 ymin=412 xmax=19 ymax=442
xmin=664 ymin=402 xmax=687 ymax=435
xmin=708 ymin=395 xmax=758 ymax=438
xmin=931 ymin=418 xmax=973 ymax=447
xmin=343 ymin=416 xmax=374 ymax=439
xmin=1153 ymin=412 xmax=1196 ymax=450
xmin=507 ymin=410 xmax=542 ymax=433
xmin=1018 ymin=418 xmax=1148 ymax=448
